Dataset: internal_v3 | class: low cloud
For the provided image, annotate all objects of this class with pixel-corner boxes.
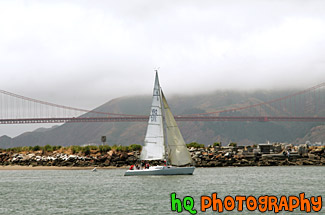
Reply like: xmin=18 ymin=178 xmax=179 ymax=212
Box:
xmin=0 ymin=0 xmax=324 ymax=108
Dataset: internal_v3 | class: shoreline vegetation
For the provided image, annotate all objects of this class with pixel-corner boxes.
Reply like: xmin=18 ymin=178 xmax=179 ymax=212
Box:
xmin=0 ymin=143 xmax=324 ymax=170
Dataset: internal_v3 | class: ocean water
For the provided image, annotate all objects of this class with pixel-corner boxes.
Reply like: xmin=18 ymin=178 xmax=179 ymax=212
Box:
xmin=0 ymin=166 xmax=323 ymax=215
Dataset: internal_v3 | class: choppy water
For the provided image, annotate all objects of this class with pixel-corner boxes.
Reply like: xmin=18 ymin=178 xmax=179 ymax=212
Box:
xmin=0 ymin=166 xmax=324 ymax=214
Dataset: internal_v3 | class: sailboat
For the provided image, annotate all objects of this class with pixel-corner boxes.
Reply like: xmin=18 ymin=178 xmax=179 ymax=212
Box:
xmin=124 ymin=71 xmax=195 ymax=176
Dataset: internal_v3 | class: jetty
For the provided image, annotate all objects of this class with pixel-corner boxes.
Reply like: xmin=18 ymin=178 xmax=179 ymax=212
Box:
xmin=0 ymin=143 xmax=324 ymax=168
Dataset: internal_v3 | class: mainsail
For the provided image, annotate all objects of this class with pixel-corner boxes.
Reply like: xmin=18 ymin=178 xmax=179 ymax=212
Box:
xmin=140 ymin=72 xmax=165 ymax=160
xmin=161 ymin=91 xmax=193 ymax=166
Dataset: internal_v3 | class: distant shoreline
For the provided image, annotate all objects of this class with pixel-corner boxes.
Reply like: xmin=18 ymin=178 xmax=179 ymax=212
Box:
xmin=0 ymin=165 xmax=324 ymax=171
xmin=0 ymin=165 xmax=128 ymax=170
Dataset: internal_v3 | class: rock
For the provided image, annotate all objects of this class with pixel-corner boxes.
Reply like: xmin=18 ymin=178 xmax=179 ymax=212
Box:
xmin=302 ymin=160 xmax=315 ymax=165
xmin=308 ymin=154 xmax=316 ymax=160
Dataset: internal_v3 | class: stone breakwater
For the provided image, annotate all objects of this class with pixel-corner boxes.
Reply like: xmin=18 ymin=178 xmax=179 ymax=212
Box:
xmin=0 ymin=146 xmax=324 ymax=168
xmin=190 ymin=146 xmax=325 ymax=167
xmin=0 ymin=150 xmax=138 ymax=168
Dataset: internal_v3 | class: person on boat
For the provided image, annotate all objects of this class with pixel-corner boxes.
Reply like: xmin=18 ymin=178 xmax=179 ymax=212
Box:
xmin=135 ymin=164 xmax=140 ymax=170
xmin=145 ymin=163 xmax=149 ymax=169
xmin=129 ymin=164 xmax=134 ymax=170
xmin=141 ymin=162 xmax=145 ymax=169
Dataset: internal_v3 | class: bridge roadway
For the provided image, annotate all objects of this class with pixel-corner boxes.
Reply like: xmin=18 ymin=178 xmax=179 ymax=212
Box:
xmin=1 ymin=116 xmax=325 ymax=124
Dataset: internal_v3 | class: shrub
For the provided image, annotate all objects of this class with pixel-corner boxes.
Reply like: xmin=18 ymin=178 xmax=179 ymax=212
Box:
xmin=129 ymin=144 xmax=142 ymax=151
xmin=6 ymin=147 xmax=23 ymax=152
xmin=43 ymin=145 xmax=53 ymax=152
xmin=213 ymin=142 xmax=221 ymax=147
xmin=70 ymin=145 xmax=82 ymax=154
xmin=186 ymin=142 xmax=205 ymax=148
xmin=33 ymin=145 xmax=41 ymax=151
xmin=229 ymin=142 xmax=237 ymax=147
xmin=82 ymin=146 xmax=91 ymax=155
xmin=89 ymin=145 xmax=99 ymax=151
xmin=118 ymin=146 xmax=129 ymax=152
xmin=20 ymin=146 xmax=29 ymax=152
xmin=112 ymin=145 xmax=129 ymax=152
xmin=99 ymin=145 xmax=111 ymax=153
xmin=52 ymin=146 xmax=62 ymax=151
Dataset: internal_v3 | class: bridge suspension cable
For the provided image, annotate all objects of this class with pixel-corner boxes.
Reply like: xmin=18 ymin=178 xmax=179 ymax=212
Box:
xmin=0 ymin=89 xmax=144 ymax=118
xmin=1 ymin=82 xmax=325 ymax=123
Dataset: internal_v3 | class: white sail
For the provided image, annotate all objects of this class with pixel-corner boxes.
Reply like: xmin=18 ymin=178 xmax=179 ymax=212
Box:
xmin=140 ymin=72 xmax=165 ymax=160
xmin=161 ymin=91 xmax=192 ymax=166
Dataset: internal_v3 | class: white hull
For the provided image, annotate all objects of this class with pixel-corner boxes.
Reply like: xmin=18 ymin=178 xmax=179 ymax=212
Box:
xmin=124 ymin=166 xmax=195 ymax=176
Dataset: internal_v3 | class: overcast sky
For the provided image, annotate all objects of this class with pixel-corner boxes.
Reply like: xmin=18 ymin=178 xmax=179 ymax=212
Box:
xmin=1 ymin=0 xmax=325 ymax=137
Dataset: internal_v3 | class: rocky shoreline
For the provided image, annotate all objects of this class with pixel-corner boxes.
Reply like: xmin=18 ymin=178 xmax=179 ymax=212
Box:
xmin=190 ymin=146 xmax=325 ymax=167
xmin=0 ymin=145 xmax=324 ymax=168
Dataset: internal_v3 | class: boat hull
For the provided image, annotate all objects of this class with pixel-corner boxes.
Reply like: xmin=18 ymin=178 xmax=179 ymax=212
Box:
xmin=124 ymin=166 xmax=195 ymax=176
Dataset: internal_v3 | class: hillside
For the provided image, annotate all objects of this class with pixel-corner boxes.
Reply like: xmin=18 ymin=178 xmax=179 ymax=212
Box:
xmin=0 ymin=90 xmax=324 ymax=148
xmin=295 ymin=125 xmax=325 ymax=144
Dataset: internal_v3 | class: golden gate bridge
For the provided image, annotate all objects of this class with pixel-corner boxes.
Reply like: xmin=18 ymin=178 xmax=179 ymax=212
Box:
xmin=1 ymin=82 xmax=325 ymax=124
